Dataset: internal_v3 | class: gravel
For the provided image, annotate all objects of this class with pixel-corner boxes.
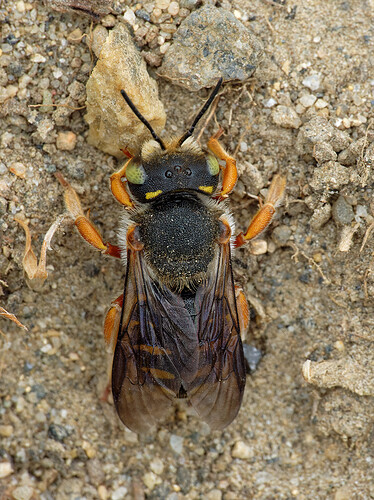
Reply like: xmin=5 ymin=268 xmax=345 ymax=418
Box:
xmin=1 ymin=1 xmax=374 ymax=498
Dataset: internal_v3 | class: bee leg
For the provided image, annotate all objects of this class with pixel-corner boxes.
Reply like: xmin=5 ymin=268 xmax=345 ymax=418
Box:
xmin=101 ymin=294 xmax=123 ymax=402
xmin=235 ymin=175 xmax=286 ymax=248
xmin=207 ymin=127 xmax=238 ymax=197
xmin=56 ymin=173 xmax=121 ymax=258
xmin=235 ymin=286 xmax=250 ymax=335
xmin=110 ymin=158 xmax=134 ymax=208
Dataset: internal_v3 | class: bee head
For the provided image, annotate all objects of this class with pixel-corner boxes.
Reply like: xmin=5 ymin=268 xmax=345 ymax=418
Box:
xmin=124 ymin=138 xmax=220 ymax=203
xmin=120 ymin=78 xmax=223 ymax=203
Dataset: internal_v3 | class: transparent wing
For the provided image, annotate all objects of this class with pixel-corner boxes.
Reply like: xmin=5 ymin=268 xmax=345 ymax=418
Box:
xmin=187 ymin=238 xmax=246 ymax=430
xmin=112 ymin=245 xmax=199 ymax=433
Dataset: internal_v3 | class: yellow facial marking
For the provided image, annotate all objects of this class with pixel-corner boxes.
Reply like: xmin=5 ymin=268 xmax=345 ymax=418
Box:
xmin=145 ymin=190 xmax=162 ymax=200
xmin=199 ymin=185 xmax=214 ymax=194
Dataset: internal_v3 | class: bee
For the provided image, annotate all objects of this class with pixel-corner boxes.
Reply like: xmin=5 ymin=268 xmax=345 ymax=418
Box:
xmin=58 ymin=79 xmax=286 ymax=433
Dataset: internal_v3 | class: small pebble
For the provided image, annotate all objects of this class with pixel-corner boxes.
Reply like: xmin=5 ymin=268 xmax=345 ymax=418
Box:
xmin=160 ymin=42 xmax=171 ymax=54
xmin=150 ymin=457 xmax=164 ymax=475
xmin=272 ymin=225 xmax=292 ymax=246
xmin=334 ymin=486 xmax=353 ymax=500
xmin=263 ymin=97 xmax=277 ymax=108
xmin=101 ymin=14 xmax=116 ymax=27
xmin=91 ymin=25 xmax=108 ymax=58
xmin=334 ymin=340 xmax=345 ymax=352
xmin=332 ymin=196 xmax=354 ymax=225
xmin=56 ymin=131 xmax=77 ymax=151
xmin=123 ymin=8 xmax=136 ymax=26
xmin=156 ymin=0 xmax=170 ymax=8
xmin=250 ymin=239 xmax=267 ymax=255
xmin=310 ymin=161 xmax=350 ymax=191
xmin=9 ymin=162 xmax=26 ymax=178
xmin=11 ymin=485 xmax=34 ymax=500
xmin=168 ymin=1 xmax=179 ymax=15
xmin=232 ymin=441 xmax=253 ymax=459
xmin=67 ymin=28 xmax=83 ymax=43
xmin=313 ymin=142 xmax=337 ymax=164
xmin=0 ymin=424 xmax=14 ymax=437
xmin=272 ymin=105 xmax=302 ymax=129
xmin=315 ymin=98 xmax=328 ymax=109
xmin=302 ymin=74 xmax=322 ymax=91
xmin=31 ymin=53 xmax=46 ymax=63
xmin=18 ymin=74 xmax=32 ymax=89
xmin=313 ymin=252 xmax=322 ymax=263
xmin=98 ymin=485 xmax=108 ymax=500
xmin=16 ymin=0 xmax=26 ymax=13
xmin=299 ymin=94 xmax=317 ymax=107
xmin=0 ymin=461 xmax=13 ymax=478
xmin=206 ymin=489 xmax=222 ymax=500
xmin=153 ymin=7 xmax=162 ymax=18
xmin=169 ymin=434 xmax=184 ymax=454
xmin=143 ymin=471 xmax=161 ymax=490
xmin=82 ymin=440 xmax=97 ymax=459
xmin=243 ymin=344 xmax=262 ymax=372
xmin=111 ymin=486 xmax=128 ymax=500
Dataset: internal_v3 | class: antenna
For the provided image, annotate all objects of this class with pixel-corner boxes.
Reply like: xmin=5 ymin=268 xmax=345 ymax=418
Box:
xmin=120 ymin=89 xmax=166 ymax=150
xmin=178 ymin=77 xmax=223 ymax=146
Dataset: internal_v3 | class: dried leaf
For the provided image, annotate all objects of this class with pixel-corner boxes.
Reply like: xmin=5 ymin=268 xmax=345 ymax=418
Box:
xmin=15 ymin=215 xmax=65 ymax=288
xmin=0 ymin=306 xmax=28 ymax=330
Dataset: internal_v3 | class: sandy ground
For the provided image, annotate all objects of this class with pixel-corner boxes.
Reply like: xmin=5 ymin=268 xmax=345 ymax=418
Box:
xmin=1 ymin=0 xmax=374 ymax=499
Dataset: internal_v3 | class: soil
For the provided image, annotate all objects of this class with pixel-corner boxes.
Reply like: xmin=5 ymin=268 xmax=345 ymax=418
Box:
xmin=1 ymin=1 xmax=374 ymax=499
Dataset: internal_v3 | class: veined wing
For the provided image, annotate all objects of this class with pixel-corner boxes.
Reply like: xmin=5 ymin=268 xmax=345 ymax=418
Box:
xmin=187 ymin=236 xmax=246 ymax=430
xmin=112 ymin=242 xmax=199 ymax=433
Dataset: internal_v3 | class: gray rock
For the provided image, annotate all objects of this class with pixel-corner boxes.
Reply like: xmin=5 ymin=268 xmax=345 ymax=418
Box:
xmin=313 ymin=142 xmax=337 ymax=164
xmin=310 ymin=203 xmax=332 ymax=229
xmin=332 ymin=196 xmax=355 ymax=225
xmin=330 ymin=128 xmax=351 ymax=152
xmin=302 ymin=73 xmax=322 ymax=91
xmin=338 ymin=137 xmax=366 ymax=166
xmin=302 ymin=116 xmax=334 ymax=144
xmin=159 ymin=5 xmax=263 ymax=91
xmin=271 ymin=224 xmax=292 ymax=245
xmin=310 ymin=161 xmax=350 ymax=191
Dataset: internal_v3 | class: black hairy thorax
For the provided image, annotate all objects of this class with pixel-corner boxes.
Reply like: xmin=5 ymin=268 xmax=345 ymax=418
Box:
xmin=136 ymin=192 xmax=221 ymax=290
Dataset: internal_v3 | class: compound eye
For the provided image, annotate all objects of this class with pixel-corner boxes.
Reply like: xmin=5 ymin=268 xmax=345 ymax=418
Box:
xmin=126 ymin=161 xmax=147 ymax=185
xmin=207 ymin=154 xmax=220 ymax=176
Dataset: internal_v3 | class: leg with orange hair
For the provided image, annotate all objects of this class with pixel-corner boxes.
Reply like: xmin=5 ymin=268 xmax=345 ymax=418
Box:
xmin=235 ymin=175 xmax=286 ymax=248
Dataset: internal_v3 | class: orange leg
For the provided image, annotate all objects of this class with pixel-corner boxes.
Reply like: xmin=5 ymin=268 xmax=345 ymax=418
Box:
xmin=104 ymin=294 xmax=123 ymax=350
xmin=110 ymin=158 xmax=134 ymax=208
xmin=56 ymin=173 xmax=121 ymax=258
xmin=207 ymin=128 xmax=238 ymax=197
xmin=101 ymin=294 xmax=124 ymax=402
xmin=236 ymin=286 xmax=250 ymax=335
xmin=235 ymin=175 xmax=286 ymax=248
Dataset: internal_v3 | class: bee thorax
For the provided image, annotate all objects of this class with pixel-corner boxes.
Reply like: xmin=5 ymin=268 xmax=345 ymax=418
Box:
xmin=136 ymin=194 xmax=221 ymax=289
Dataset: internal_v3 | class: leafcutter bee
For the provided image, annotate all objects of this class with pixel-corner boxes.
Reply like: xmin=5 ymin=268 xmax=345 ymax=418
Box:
xmin=59 ymin=78 xmax=286 ymax=433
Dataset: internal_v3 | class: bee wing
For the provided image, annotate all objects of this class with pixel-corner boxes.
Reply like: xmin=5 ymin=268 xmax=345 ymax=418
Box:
xmin=112 ymin=244 xmax=199 ymax=433
xmin=188 ymin=238 xmax=246 ymax=430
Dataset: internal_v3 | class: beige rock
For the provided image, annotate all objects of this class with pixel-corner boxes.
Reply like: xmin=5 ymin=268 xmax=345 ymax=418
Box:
xmin=85 ymin=24 xmax=166 ymax=158
xmin=9 ymin=162 xmax=27 ymax=178
xmin=56 ymin=131 xmax=77 ymax=151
